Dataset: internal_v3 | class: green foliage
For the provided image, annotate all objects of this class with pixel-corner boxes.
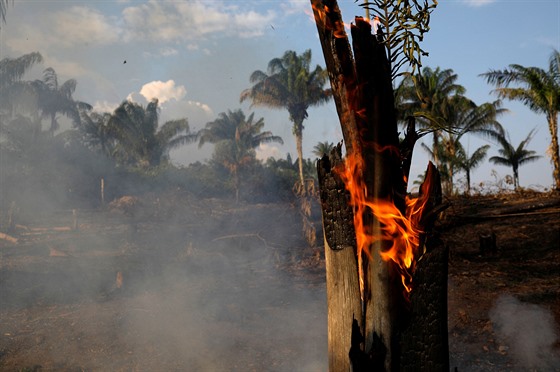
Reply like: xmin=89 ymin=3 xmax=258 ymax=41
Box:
xmin=455 ymin=142 xmax=490 ymax=195
xmin=312 ymin=141 xmax=335 ymax=158
xmin=0 ymin=52 xmax=43 ymax=123
xmin=0 ymin=52 xmax=42 ymax=88
xmin=240 ymin=50 xmax=331 ymax=130
xmin=200 ymin=109 xmax=283 ymax=202
xmin=32 ymin=67 xmax=92 ymax=134
xmin=489 ymin=129 xmax=541 ymax=190
xmin=359 ymin=0 xmax=438 ymax=78
xmin=481 ymin=49 xmax=560 ymax=190
xmin=99 ymin=99 xmax=196 ymax=168
xmin=240 ymin=49 xmax=331 ymax=186
xmin=398 ymin=66 xmax=505 ymax=195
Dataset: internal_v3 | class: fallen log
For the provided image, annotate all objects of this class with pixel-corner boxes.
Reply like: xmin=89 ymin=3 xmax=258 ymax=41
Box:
xmin=0 ymin=232 xmax=18 ymax=244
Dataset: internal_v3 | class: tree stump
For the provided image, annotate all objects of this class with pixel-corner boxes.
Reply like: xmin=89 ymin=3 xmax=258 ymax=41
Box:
xmin=311 ymin=0 xmax=449 ymax=370
xmin=479 ymin=232 xmax=497 ymax=256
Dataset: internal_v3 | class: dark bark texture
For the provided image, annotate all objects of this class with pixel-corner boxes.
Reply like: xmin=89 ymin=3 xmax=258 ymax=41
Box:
xmin=317 ymin=144 xmax=356 ymax=251
xmin=399 ymin=235 xmax=449 ymax=371
xmin=311 ymin=0 xmax=449 ymax=370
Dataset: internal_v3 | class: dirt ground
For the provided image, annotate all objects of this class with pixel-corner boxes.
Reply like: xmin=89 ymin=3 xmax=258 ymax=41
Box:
xmin=0 ymin=191 xmax=559 ymax=371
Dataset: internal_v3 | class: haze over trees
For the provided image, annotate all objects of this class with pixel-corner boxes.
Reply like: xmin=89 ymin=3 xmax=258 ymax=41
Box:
xmin=101 ymin=99 xmax=197 ymax=168
xmin=198 ymin=109 xmax=283 ymax=202
xmin=0 ymin=43 xmax=556 ymax=216
xmin=32 ymin=67 xmax=92 ymax=136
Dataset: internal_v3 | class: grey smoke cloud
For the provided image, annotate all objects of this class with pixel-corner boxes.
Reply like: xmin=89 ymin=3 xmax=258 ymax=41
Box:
xmin=489 ymin=294 xmax=560 ymax=369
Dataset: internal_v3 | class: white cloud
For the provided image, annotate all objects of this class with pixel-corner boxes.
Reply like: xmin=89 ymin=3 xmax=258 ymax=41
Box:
xmin=232 ymin=10 xmax=276 ymax=38
xmin=122 ymin=0 xmax=276 ymax=43
xmin=281 ymin=0 xmax=310 ymax=15
xmin=462 ymin=0 xmax=497 ymax=7
xmin=126 ymin=92 xmax=146 ymax=104
xmin=187 ymin=101 xmax=213 ymax=116
xmin=142 ymin=47 xmax=179 ymax=59
xmin=93 ymin=100 xmax=119 ymax=114
xmin=53 ymin=6 xmax=121 ymax=46
xmin=125 ymin=85 xmax=213 ymax=124
xmin=139 ymin=80 xmax=187 ymax=104
xmin=256 ymin=143 xmax=282 ymax=161
xmin=5 ymin=5 xmax=120 ymax=53
xmin=160 ymin=47 xmax=179 ymax=57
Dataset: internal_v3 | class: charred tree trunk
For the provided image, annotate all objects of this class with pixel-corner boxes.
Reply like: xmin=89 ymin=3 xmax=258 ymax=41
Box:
xmin=317 ymin=145 xmax=362 ymax=371
xmin=312 ymin=1 xmax=448 ymax=370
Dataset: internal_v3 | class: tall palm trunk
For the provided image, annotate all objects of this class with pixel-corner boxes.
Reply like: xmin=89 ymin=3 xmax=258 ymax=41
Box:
xmin=432 ymin=131 xmax=440 ymax=168
xmin=50 ymin=112 xmax=56 ymax=137
xmin=294 ymin=122 xmax=305 ymax=188
xmin=548 ymin=113 xmax=560 ymax=191
xmin=233 ymin=166 xmax=240 ymax=204
xmin=513 ymin=165 xmax=520 ymax=190
xmin=446 ymin=135 xmax=457 ymax=196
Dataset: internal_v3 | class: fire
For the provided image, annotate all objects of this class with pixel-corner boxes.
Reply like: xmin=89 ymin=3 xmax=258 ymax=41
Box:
xmin=372 ymin=16 xmax=381 ymax=34
xmin=310 ymin=2 xmax=351 ymax=39
xmin=336 ymin=152 xmax=431 ymax=299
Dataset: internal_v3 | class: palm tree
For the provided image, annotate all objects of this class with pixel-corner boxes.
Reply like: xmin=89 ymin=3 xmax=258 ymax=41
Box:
xmin=240 ymin=49 xmax=331 ymax=187
xmin=32 ymin=67 xmax=92 ymax=135
xmin=199 ymin=109 xmax=283 ymax=202
xmin=399 ymin=67 xmax=505 ymax=194
xmin=398 ymin=67 xmax=466 ymax=126
xmin=0 ymin=114 xmax=37 ymax=155
xmin=108 ymin=99 xmax=197 ymax=168
xmin=0 ymin=52 xmax=43 ymax=118
xmin=489 ymin=129 xmax=541 ymax=190
xmin=312 ymin=141 xmax=335 ymax=158
xmin=455 ymin=142 xmax=490 ymax=195
xmin=0 ymin=52 xmax=42 ymax=88
xmin=0 ymin=52 xmax=44 ymax=147
xmin=438 ymin=98 xmax=505 ymax=194
xmin=0 ymin=0 xmax=12 ymax=23
xmin=481 ymin=49 xmax=560 ymax=191
xmin=397 ymin=67 xmax=465 ymax=155
xmin=79 ymin=111 xmax=114 ymax=156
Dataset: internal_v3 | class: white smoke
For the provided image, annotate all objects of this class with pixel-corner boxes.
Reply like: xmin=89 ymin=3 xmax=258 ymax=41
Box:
xmin=489 ymin=294 xmax=560 ymax=369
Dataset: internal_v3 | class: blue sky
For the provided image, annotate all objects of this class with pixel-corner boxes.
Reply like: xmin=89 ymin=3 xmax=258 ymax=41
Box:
xmin=1 ymin=0 xmax=559 ymax=190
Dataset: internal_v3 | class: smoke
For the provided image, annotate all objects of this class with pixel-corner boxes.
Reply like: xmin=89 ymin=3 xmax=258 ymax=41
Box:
xmin=0 ymin=186 xmax=327 ymax=369
xmin=489 ymin=294 xmax=560 ymax=369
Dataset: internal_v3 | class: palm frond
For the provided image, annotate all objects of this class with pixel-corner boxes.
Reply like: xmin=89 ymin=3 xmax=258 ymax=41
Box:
xmin=0 ymin=52 xmax=43 ymax=87
xmin=489 ymin=156 xmax=510 ymax=166
xmin=360 ymin=0 xmax=438 ymax=78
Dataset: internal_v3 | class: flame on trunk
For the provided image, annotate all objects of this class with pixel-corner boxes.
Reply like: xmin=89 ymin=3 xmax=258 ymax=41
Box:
xmin=336 ymin=152 xmax=432 ymax=300
xmin=311 ymin=2 xmax=350 ymax=39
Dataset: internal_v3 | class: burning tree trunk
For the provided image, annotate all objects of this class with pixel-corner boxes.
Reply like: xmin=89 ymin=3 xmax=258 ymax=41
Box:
xmin=311 ymin=0 xmax=448 ymax=370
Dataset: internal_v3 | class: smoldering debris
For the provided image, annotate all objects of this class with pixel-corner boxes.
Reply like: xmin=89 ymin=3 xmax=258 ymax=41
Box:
xmin=489 ymin=294 xmax=560 ymax=370
xmin=0 ymin=197 xmax=328 ymax=371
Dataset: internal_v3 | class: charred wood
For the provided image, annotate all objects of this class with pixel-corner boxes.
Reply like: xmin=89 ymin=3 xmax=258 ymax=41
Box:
xmin=399 ymin=235 xmax=449 ymax=371
xmin=311 ymin=0 xmax=448 ymax=370
xmin=317 ymin=144 xmax=356 ymax=251
xmin=479 ymin=232 xmax=497 ymax=256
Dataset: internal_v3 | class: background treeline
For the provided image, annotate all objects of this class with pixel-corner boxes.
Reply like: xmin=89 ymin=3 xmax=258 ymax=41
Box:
xmin=2 ymin=48 xmax=559 ymax=219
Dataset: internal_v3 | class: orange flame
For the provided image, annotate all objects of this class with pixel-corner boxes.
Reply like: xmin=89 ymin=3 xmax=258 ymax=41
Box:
xmin=336 ymin=152 xmax=431 ymax=299
xmin=311 ymin=2 xmax=350 ymax=39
